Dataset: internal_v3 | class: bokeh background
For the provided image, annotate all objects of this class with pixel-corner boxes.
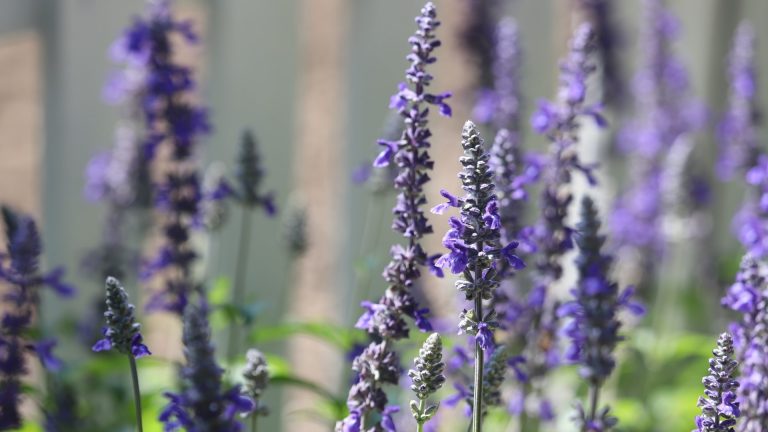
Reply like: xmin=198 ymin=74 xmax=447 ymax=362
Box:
xmin=1 ymin=0 xmax=767 ymax=431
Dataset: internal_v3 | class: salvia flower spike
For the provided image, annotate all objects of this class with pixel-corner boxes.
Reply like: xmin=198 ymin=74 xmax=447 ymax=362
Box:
xmin=0 ymin=213 xmax=74 ymax=430
xmin=243 ymin=348 xmax=270 ymax=431
xmin=338 ymin=2 xmax=451 ymax=429
xmin=409 ymin=333 xmax=446 ymax=431
xmin=159 ymin=303 xmax=253 ymax=432
xmin=721 ymin=256 xmax=768 ymax=432
xmin=134 ymin=0 xmax=211 ymax=315
xmin=92 ymin=276 xmax=150 ymax=432
xmin=521 ymin=22 xmax=601 ymax=424
xmin=434 ymin=121 xmax=523 ymax=432
xmin=694 ymin=333 xmax=740 ymax=432
xmin=560 ymin=197 xmax=643 ymax=431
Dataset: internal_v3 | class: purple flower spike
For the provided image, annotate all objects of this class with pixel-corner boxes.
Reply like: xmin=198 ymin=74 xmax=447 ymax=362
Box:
xmin=562 ymin=198 xmax=641 ymax=432
xmin=92 ymin=277 xmax=151 ymax=359
xmin=0 ymin=211 xmax=74 ymax=429
xmin=721 ymin=255 xmax=768 ymax=431
xmin=338 ymin=3 xmax=451 ymax=430
xmin=612 ymin=0 xmax=704 ymax=271
xmin=694 ymin=333 xmax=740 ymax=432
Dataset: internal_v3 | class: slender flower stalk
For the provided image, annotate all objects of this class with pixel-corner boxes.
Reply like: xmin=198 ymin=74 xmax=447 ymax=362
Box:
xmin=337 ymin=3 xmax=451 ymax=430
xmin=92 ymin=277 xmax=151 ymax=432
xmin=409 ymin=333 xmax=446 ymax=431
xmin=520 ymin=22 xmax=603 ymax=424
xmin=460 ymin=0 xmax=501 ymax=95
xmin=433 ymin=121 xmax=524 ymax=432
xmin=127 ymin=0 xmax=211 ymax=315
xmin=721 ymin=256 xmax=768 ymax=431
xmin=694 ymin=333 xmax=740 ymax=432
xmin=611 ymin=0 xmax=702 ymax=276
xmin=224 ymin=131 xmax=276 ymax=361
xmin=159 ymin=303 xmax=253 ymax=431
xmin=560 ymin=197 xmax=643 ymax=431
xmin=242 ymin=348 xmax=270 ymax=432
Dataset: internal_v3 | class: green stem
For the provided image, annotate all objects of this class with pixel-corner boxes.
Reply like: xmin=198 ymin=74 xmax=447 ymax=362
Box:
xmin=472 ymin=296 xmax=484 ymax=432
xmin=128 ymin=355 xmax=144 ymax=432
xmin=227 ymin=206 xmax=252 ymax=361
xmin=416 ymin=398 xmax=426 ymax=432
xmin=251 ymin=414 xmax=258 ymax=432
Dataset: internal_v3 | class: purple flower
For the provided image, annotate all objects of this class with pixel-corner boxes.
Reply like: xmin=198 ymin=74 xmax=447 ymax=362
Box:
xmin=0 ymin=212 xmax=74 ymax=429
xmin=718 ymin=22 xmax=759 ymax=181
xmin=562 ymin=198 xmax=642 ymax=391
xmin=159 ymin=303 xmax=249 ymax=431
xmin=92 ymin=277 xmax=151 ymax=359
xmin=339 ymin=4 xmax=451 ymax=430
xmin=123 ymin=1 xmax=210 ymax=316
xmin=612 ymin=0 xmax=704 ymax=269
xmin=721 ymin=255 xmax=768 ymax=430
xmin=694 ymin=333 xmax=740 ymax=432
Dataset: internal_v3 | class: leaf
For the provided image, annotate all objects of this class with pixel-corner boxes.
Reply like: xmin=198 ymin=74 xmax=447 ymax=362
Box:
xmin=249 ymin=322 xmax=364 ymax=351
xmin=209 ymin=276 xmax=232 ymax=304
xmin=269 ymin=373 xmax=345 ymax=410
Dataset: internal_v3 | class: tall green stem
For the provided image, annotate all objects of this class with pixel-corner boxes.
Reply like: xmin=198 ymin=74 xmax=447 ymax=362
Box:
xmin=251 ymin=414 xmax=258 ymax=432
xmin=128 ymin=355 xmax=144 ymax=432
xmin=227 ymin=206 xmax=252 ymax=361
xmin=416 ymin=398 xmax=426 ymax=432
xmin=472 ymin=296 xmax=484 ymax=432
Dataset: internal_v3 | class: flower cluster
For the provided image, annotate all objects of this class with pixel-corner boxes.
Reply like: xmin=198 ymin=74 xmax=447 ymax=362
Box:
xmin=611 ymin=0 xmax=703 ymax=266
xmin=560 ymin=197 xmax=643 ymax=431
xmin=434 ymin=121 xmax=524 ymax=299
xmin=0 ymin=212 xmax=74 ymax=429
xmin=517 ymin=22 xmax=602 ymax=422
xmin=339 ymin=3 xmax=451 ymax=429
xmin=243 ymin=348 xmax=270 ymax=417
xmin=409 ymin=333 xmax=445 ymax=427
xmin=695 ymin=333 xmax=740 ymax=432
xmin=719 ymin=22 xmax=759 ymax=181
xmin=216 ymin=130 xmax=277 ymax=216
xmin=128 ymin=0 xmax=211 ymax=314
xmin=474 ymin=17 xmax=522 ymax=132
xmin=92 ymin=276 xmax=151 ymax=358
xmin=561 ymin=197 xmax=643 ymax=381
xmin=159 ymin=303 xmax=253 ymax=431
xmin=721 ymin=23 xmax=768 ymax=259
xmin=721 ymin=256 xmax=768 ymax=431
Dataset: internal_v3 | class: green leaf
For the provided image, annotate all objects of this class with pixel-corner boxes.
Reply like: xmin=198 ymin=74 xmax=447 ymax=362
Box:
xmin=269 ymin=373 xmax=345 ymax=411
xmin=249 ymin=322 xmax=363 ymax=351
xmin=209 ymin=276 xmax=232 ymax=304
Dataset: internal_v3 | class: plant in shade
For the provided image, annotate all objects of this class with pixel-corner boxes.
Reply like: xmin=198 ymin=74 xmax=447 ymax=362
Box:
xmin=721 ymin=256 xmax=768 ymax=431
xmin=560 ymin=197 xmax=643 ymax=431
xmin=159 ymin=303 xmax=253 ymax=431
xmin=409 ymin=333 xmax=445 ymax=431
xmin=242 ymin=348 xmax=270 ymax=431
xmin=92 ymin=276 xmax=151 ymax=432
xmin=124 ymin=0 xmax=211 ymax=315
xmin=0 ymin=211 xmax=74 ymax=429
xmin=337 ymin=2 xmax=451 ymax=430
xmin=433 ymin=121 xmax=524 ymax=432
xmin=611 ymin=0 xmax=703 ymax=277
xmin=694 ymin=333 xmax=740 ymax=432
xmin=520 ymin=22 xmax=602 ymax=425
xmin=221 ymin=130 xmax=277 ymax=361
